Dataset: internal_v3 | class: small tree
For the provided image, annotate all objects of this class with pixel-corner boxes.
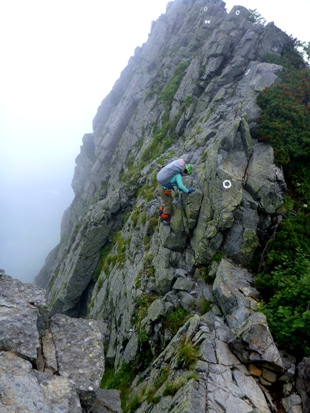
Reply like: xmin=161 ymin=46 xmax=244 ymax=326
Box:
xmin=248 ymin=9 xmax=266 ymax=25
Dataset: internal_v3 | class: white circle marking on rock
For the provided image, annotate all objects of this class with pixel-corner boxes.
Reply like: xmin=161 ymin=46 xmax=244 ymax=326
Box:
xmin=223 ymin=180 xmax=232 ymax=189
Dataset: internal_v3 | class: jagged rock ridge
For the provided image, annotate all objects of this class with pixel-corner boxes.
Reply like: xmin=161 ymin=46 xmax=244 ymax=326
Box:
xmin=36 ymin=0 xmax=288 ymax=315
xmin=32 ymin=0 xmax=309 ymax=412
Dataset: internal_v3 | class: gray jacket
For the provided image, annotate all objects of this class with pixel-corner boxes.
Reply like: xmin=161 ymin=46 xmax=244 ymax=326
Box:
xmin=157 ymin=159 xmax=185 ymax=187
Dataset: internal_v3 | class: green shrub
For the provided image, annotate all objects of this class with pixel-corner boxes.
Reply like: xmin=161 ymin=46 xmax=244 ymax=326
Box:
xmin=132 ymin=293 xmax=158 ymax=328
xmin=286 ymin=161 xmax=310 ymax=206
xmin=114 ymin=232 xmax=128 ymax=268
xmin=160 ymin=60 xmax=190 ymax=108
xmin=138 ymin=329 xmax=154 ymax=369
xmin=94 ymin=241 xmax=114 ymax=278
xmin=154 ymin=366 xmax=170 ymax=388
xmin=145 ymin=366 xmax=170 ymax=403
xmin=139 ymin=328 xmax=149 ymax=343
xmin=101 ymin=363 xmax=138 ymax=411
xmin=143 ymin=234 xmax=151 ymax=250
xmin=177 ymin=336 xmax=199 ymax=368
xmin=186 ymin=372 xmax=199 ymax=381
xmin=131 ymin=208 xmax=140 ymax=227
xmin=255 ymin=249 xmax=310 ymax=356
xmin=101 ymin=363 xmax=136 ymax=390
xmin=97 ymin=275 xmax=104 ymax=290
xmin=263 ymin=212 xmax=310 ymax=267
xmin=150 ymin=395 xmax=161 ymax=404
xmin=163 ymin=379 xmax=185 ymax=396
xmin=125 ymin=394 xmax=142 ymax=413
xmin=164 ymin=308 xmax=190 ymax=336
xmin=253 ymin=40 xmax=310 ymax=358
xmin=140 ymin=211 xmax=147 ymax=225
xmin=197 ymin=298 xmax=212 ymax=315
xmin=213 ymin=252 xmax=225 ymax=262
xmin=248 ymin=9 xmax=266 ymax=25
xmin=257 ymin=40 xmax=310 ymax=165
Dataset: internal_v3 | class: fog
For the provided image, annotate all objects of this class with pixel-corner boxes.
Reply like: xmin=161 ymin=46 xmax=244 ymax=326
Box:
xmin=0 ymin=0 xmax=171 ymax=283
xmin=0 ymin=165 xmax=73 ymax=282
xmin=1 ymin=0 xmax=309 ymax=283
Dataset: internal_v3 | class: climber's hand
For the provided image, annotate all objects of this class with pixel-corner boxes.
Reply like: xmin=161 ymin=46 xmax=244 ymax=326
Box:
xmin=188 ymin=189 xmax=195 ymax=194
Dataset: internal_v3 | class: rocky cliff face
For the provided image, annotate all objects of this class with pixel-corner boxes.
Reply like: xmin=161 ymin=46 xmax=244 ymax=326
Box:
xmin=33 ymin=0 xmax=309 ymax=412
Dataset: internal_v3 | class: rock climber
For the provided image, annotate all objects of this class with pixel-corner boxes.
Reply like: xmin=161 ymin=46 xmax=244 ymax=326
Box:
xmin=156 ymin=158 xmax=195 ymax=225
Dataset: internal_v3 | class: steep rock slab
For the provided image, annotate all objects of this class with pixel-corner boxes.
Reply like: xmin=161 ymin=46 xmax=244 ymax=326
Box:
xmin=245 ymin=142 xmax=286 ymax=214
xmin=46 ymin=192 xmax=125 ymax=316
xmin=213 ymin=259 xmax=284 ymax=371
xmin=191 ymin=112 xmax=285 ymax=266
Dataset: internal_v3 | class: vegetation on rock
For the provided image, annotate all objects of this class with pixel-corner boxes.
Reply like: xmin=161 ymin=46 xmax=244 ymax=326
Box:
xmin=255 ymin=39 xmax=310 ymax=357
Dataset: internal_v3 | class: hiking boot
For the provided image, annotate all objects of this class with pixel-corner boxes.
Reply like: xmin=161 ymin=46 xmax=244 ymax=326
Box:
xmin=158 ymin=205 xmax=164 ymax=217
xmin=160 ymin=213 xmax=170 ymax=225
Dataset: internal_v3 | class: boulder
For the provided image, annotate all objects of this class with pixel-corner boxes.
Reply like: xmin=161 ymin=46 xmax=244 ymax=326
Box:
xmin=0 ymin=274 xmax=47 ymax=361
xmin=90 ymin=389 xmax=123 ymax=413
xmin=0 ymin=351 xmax=82 ymax=413
xmin=50 ymin=314 xmax=105 ymax=409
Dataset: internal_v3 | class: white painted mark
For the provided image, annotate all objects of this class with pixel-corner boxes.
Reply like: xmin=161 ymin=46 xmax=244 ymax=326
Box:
xmin=223 ymin=180 xmax=232 ymax=189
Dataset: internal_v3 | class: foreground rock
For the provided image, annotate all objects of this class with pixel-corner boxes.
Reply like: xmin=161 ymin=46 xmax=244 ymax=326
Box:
xmin=0 ymin=352 xmax=82 ymax=413
xmin=0 ymin=273 xmax=119 ymax=412
xmin=110 ymin=259 xmax=304 ymax=413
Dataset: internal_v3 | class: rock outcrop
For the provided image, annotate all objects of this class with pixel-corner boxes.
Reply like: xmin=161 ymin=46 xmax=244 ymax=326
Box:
xmin=35 ymin=0 xmax=287 ymax=314
xmin=0 ymin=272 xmax=120 ymax=412
xmin=30 ymin=0 xmax=309 ymax=412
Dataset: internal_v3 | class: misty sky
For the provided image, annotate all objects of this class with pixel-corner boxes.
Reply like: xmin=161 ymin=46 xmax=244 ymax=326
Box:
xmin=1 ymin=0 xmax=310 ymax=283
